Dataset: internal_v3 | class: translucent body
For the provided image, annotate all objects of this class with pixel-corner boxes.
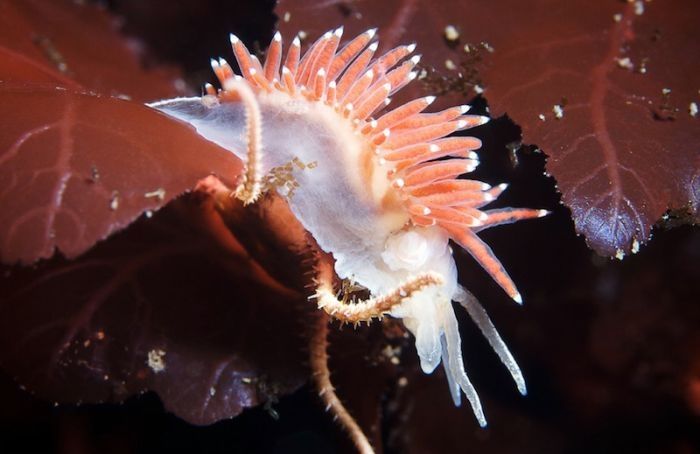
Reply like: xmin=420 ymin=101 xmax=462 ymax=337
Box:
xmin=152 ymin=92 xmax=514 ymax=425
xmin=153 ymin=92 xmax=443 ymax=294
xmin=149 ymin=29 xmax=542 ymax=427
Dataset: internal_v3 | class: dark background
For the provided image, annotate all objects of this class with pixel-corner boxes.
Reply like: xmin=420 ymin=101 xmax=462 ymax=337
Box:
xmin=1 ymin=1 xmax=698 ymax=453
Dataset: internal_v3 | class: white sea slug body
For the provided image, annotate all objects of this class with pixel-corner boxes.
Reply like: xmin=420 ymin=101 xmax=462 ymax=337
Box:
xmin=149 ymin=28 xmax=547 ymax=429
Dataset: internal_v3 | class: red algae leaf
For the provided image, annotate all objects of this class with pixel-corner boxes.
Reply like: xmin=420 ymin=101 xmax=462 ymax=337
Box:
xmin=0 ymin=195 xmax=307 ymax=425
xmin=0 ymin=0 xmax=240 ymax=265
xmin=276 ymin=0 xmax=700 ymax=257
xmin=0 ymin=0 xmax=183 ymax=100
xmin=0 ymin=86 xmax=241 ymax=265
xmin=479 ymin=1 xmax=700 ymax=257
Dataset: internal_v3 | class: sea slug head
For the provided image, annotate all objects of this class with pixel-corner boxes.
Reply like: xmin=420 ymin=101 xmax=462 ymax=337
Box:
xmin=381 ymin=225 xmax=458 ymax=372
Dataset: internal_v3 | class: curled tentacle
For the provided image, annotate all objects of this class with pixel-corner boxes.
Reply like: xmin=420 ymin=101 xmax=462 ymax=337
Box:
xmin=313 ymin=254 xmax=443 ymax=325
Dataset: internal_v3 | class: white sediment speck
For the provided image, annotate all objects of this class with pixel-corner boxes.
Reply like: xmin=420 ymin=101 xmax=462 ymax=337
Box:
xmin=552 ymin=104 xmax=564 ymax=119
xmin=616 ymin=57 xmax=634 ymax=70
xmin=631 ymin=239 xmax=640 ymax=254
xmin=144 ymin=188 xmax=166 ymax=200
xmin=147 ymin=349 xmax=166 ymax=373
xmin=444 ymin=25 xmax=460 ymax=41
xmin=109 ymin=192 xmax=119 ymax=211
xmin=690 ymin=102 xmax=698 ymax=117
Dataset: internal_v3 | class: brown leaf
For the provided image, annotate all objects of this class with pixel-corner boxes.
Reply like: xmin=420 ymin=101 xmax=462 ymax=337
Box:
xmin=276 ymin=0 xmax=700 ymax=257
xmin=480 ymin=1 xmax=700 ymax=257
xmin=0 ymin=194 xmax=307 ymax=425
xmin=0 ymin=86 xmax=241 ymax=264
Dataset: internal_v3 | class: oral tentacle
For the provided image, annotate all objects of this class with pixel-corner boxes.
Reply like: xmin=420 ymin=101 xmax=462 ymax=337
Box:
xmin=442 ymin=303 xmax=487 ymax=427
xmin=455 ymin=286 xmax=527 ymax=395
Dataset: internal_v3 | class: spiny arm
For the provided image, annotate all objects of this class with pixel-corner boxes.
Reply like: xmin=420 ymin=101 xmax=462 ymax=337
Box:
xmin=217 ymin=77 xmax=264 ymax=205
xmin=309 ymin=311 xmax=375 ymax=454
xmin=312 ymin=254 xmax=443 ymax=325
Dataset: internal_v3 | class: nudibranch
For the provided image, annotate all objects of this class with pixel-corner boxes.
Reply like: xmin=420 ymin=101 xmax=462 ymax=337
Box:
xmin=149 ymin=27 xmax=547 ymax=448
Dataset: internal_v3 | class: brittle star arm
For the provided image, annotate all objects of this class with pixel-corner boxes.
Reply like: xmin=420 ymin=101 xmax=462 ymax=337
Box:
xmin=309 ymin=311 xmax=375 ymax=454
xmin=308 ymin=255 xmax=443 ymax=451
xmin=219 ymin=77 xmax=264 ymax=205
xmin=312 ymin=254 xmax=444 ymax=324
